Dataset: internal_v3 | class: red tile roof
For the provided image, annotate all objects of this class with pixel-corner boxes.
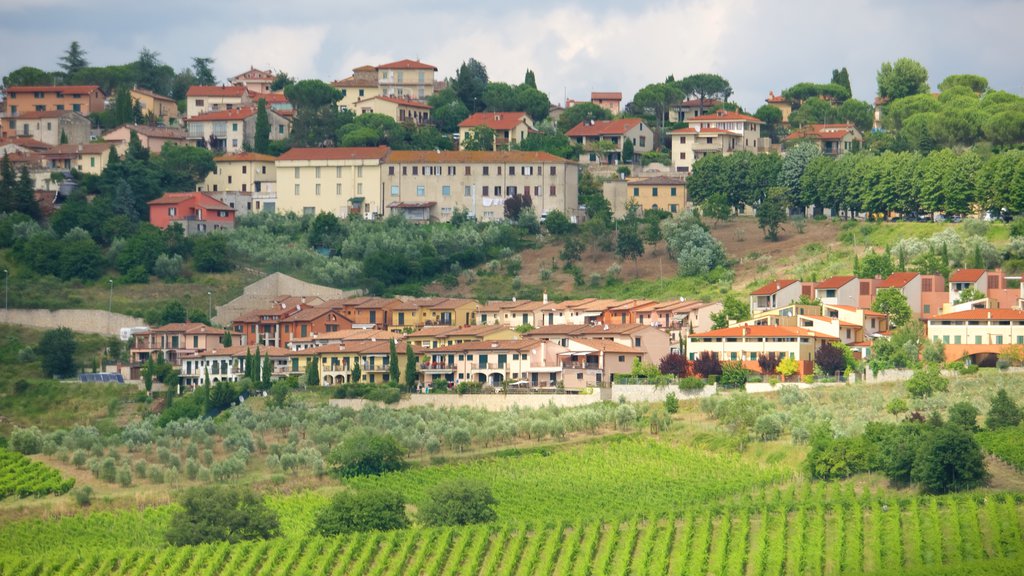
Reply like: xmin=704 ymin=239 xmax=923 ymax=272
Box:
xmin=565 ymin=118 xmax=643 ymax=137
xmin=215 ymin=152 xmax=277 ymax=163
xmin=675 ymin=97 xmax=722 ymax=108
xmin=949 ymin=269 xmax=986 ymax=282
xmin=249 ymin=91 xmax=289 ymax=104
xmin=277 ymin=146 xmax=390 ymax=162
xmin=459 ymin=111 xmax=530 ymax=130
xmin=333 ymin=76 xmax=378 ymax=88
xmin=46 ymin=143 xmax=111 ymax=155
xmin=104 ymin=124 xmax=186 ymax=140
xmin=689 ymin=109 xmax=763 ymax=124
xmin=187 ymin=85 xmax=247 ymax=97
xmin=668 ymin=127 xmax=737 ymax=135
xmin=751 ymin=279 xmax=798 ymax=296
xmin=5 ymin=85 xmax=102 ymax=95
xmin=188 ymin=106 xmax=256 ymax=122
xmin=591 ymin=92 xmax=622 ymax=100
xmin=0 ymin=137 xmax=52 ymax=151
xmin=131 ymin=87 xmax=176 ymax=103
xmin=815 ymin=275 xmax=857 ymax=290
xmin=147 ymin=192 xmax=234 ymax=211
xmin=386 ymin=150 xmax=570 ymax=164
xmin=12 ymin=110 xmax=82 ymax=119
xmin=785 ymin=123 xmax=859 ymax=142
xmin=691 ymin=325 xmax=837 ymax=339
xmin=358 ymin=95 xmax=432 ymax=109
xmin=628 ymin=175 xmax=688 ymax=186
xmin=377 ymin=59 xmax=437 ymax=71
xmin=929 ymin=309 xmax=1024 ymax=321
xmin=566 ymin=338 xmax=640 ymax=354
xmin=878 ymin=272 xmax=919 ymax=289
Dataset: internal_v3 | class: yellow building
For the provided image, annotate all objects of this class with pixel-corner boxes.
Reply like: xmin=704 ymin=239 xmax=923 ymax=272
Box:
xmin=625 ymin=175 xmax=688 ymax=215
xmin=765 ymin=91 xmax=792 ymax=123
xmin=926 ymin=309 xmax=1024 ymax=366
xmin=669 ymin=110 xmax=766 ymax=173
xmin=351 ymin=96 xmax=431 ymax=125
xmin=131 ymin=88 xmax=180 ymax=125
xmin=376 ymin=59 xmax=437 ymax=101
xmin=185 ymin=86 xmax=250 ymax=118
xmin=334 ymin=65 xmax=381 ymax=111
xmin=275 ymin=146 xmax=390 ymax=218
xmin=422 ymin=339 xmax=567 ymax=387
xmin=200 ymin=152 xmax=277 ymax=194
xmin=408 ymin=325 xmax=518 ymax=349
xmin=458 ymin=112 xmax=535 ymax=150
xmin=43 ymin=143 xmax=112 ymax=175
xmin=686 ymin=324 xmax=837 ymax=376
xmin=292 ymin=340 xmax=425 ymax=385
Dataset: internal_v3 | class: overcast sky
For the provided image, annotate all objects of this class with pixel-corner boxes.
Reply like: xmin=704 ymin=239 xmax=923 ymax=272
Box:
xmin=2 ymin=0 xmax=1022 ymax=111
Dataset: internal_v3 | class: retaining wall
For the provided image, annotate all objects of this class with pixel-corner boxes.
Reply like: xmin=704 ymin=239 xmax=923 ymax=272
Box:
xmin=2 ymin=308 xmax=145 ymax=337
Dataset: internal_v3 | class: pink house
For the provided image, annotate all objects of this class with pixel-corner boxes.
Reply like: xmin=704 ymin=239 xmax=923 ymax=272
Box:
xmin=148 ymin=192 xmax=235 ymax=235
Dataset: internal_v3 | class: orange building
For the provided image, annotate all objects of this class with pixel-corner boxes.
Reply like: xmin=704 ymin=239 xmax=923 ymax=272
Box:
xmin=147 ymin=192 xmax=235 ymax=235
xmin=3 ymin=85 xmax=105 ymax=117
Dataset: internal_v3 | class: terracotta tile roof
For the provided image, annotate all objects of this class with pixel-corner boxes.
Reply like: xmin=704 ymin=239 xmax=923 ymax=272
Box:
xmin=46 ymin=143 xmax=111 ymax=155
xmin=668 ymin=127 xmax=737 ymax=135
xmin=949 ymin=269 xmax=986 ymax=282
xmin=929 ymin=309 xmax=1024 ymax=321
xmin=785 ymin=123 xmax=859 ymax=142
xmin=131 ymin=87 xmax=175 ymax=103
xmin=826 ymin=304 xmax=888 ymax=317
xmin=575 ymin=323 xmax=655 ymax=336
xmin=111 ymin=124 xmax=187 ymax=139
xmin=459 ymin=111 xmax=530 ymax=130
xmin=187 ymin=85 xmax=247 ymax=98
xmin=5 ymin=85 xmax=102 ymax=95
xmin=12 ymin=110 xmax=82 ymax=119
xmin=249 ymin=91 xmax=289 ymax=104
xmin=188 ymin=106 xmax=257 ymax=122
xmin=147 ymin=192 xmax=234 ymax=211
xmin=565 ymin=118 xmax=643 ymax=137
xmin=689 ymin=110 xmax=764 ymax=124
xmin=215 ymin=152 xmax=277 ymax=163
xmin=194 ymin=345 xmax=291 ymax=358
xmin=675 ymin=97 xmax=722 ymax=108
xmin=291 ymin=329 xmax=398 ymax=343
xmin=751 ymin=279 xmax=798 ymax=296
xmin=277 ymin=146 xmax=390 ymax=162
xmin=230 ymin=67 xmax=274 ymax=81
xmin=431 ymin=339 xmax=540 ymax=353
xmin=815 ymin=275 xmax=857 ymax=290
xmin=878 ymin=272 xmax=919 ymax=289
xmin=293 ymin=340 xmax=420 ymax=356
xmin=591 ymin=92 xmax=622 ymax=100
xmin=566 ymin=338 xmax=640 ymax=354
xmin=765 ymin=91 xmax=786 ymax=103
xmin=357 ymin=95 xmax=431 ymax=109
xmin=0 ymin=137 xmax=52 ymax=151
xmin=628 ymin=175 xmax=688 ymax=186
xmin=801 ymin=314 xmax=838 ymax=323
xmin=385 ymin=149 xmax=570 ymax=164
xmin=377 ymin=59 xmax=437 ymax=71
xmin=142 ymin=322 xmax=228 ymax=334
xmin=690 ymin=325 xmax=837 ymax=339
xmin=332 ymin=76 xmax=378 ymax=88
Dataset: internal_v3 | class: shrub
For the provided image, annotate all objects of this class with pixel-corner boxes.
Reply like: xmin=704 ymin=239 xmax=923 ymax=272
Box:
xmin=678 ymin=376 xmax=705 ymax=391
xmin=418 ymin=479 xmax=498 ymax=526
xmin=165 ymin=486 xmax=280 ymax=545
xmin=948 ymin=402 xmax=980 ymax=431
xmin=906 ymin=365 xmax=948 ymax=398
xmin=313 ymin=488 xmax=410 ymax=535
xmin=814 ymin=343 xmax=846 ymax=376
xmin=806 ymin=434 xmax=870 ymax=480
xmin=38 ymin=327 xmax=77 ymax=378
xmin=327 ymin=428 xmax=406 ymax=477
xmin=663 ymin=393 xmax=679 ymax=414
xmin=691 ymin=351 xmax=722 ymax=379
xmin=911 ymin=425 xmax=989 ymax=494
xmin=73 ymin=486 xmax=93 ymax=507
xmin=886 ymin=397 xmax=909 ymax=415
xmin=996 ymin=358 xmax=1011 ymax=370
xmin=718 ymin=362 xmax=749 ymax=390
xmin=757 ymin=354 xmax=781 ymax=375
xmin=754 ymin=413 xmax=784 ymax=441
xmin=986 ymin=389 xmax=1023 ymax=430
xmin=658 ymin=353 xmax=689 ymax=377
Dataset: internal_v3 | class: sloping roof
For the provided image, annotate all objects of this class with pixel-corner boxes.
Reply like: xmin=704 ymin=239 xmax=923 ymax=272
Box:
xmin=147 ymin=192 xmax=235 ymax=211
xmin=566 ymin=338 xmax=641 ymax=354
xmin=878 ymin=272 xmax=919 ymax=289
xmin=826 ymin=304 xmax=888 ymax=317
xmin=249 ymin=91 xmax=289 ymax=104
xmin=187 ymin=106 xmax=257 ymax=122
xmin=277 ymin=146 xmax=390 ymax=162
xmin=815 ymin=275 xmax=857 ymax=290
xmin=194 ymin=345 xmax=291 ymax=358
xmin=785 ymin=123 xmax=859 ymax=142
xmin=332 ymin=76 xmax=378 ymax=88
xmin=675 ymin=97 xmax=722 ymax=108
xmin=356 ymin=95 xmax=431 ymax=109
xmin=46 ymin=143 xmax=111 ymax=155
xmin=131 ymin=87 xmax=175 ymax=103
xmin=431 ymin=339 xmax=540 ymax=353
xmin=929 ymin=309 xmax=1024 ymax=321
xmin=377 ymin=59 xmax=437 ymax=71
xmin=6 ymin=85 xmax=102 ymax=95
xmin=385 ymin=150 xmax=570 ymax=164
xmin=751 ymin=279 xmax=799 ymax=296
xmin=690 ymin=325 xmax=837 ymax=339
xmin=949 ymin=269 xmax=986 ymax=283
xmin=591 ymin=92 xmax=622 ymax=100
xmin=0 ymin=137 xmax=52 ymax=151
xmin=565 ymin=118 xmax=643 ymax=137
xmin=667 ymin=127 xmax=738 ymax=135
xmin=215 ymin=152 xmax=277 ymax=163
xmin=11 ymin=110 xmax=82 ymax=120
xmin=627 ymin=175 xmax=688 ymax=186
xmin=186 ymin=85 xmax=247 ymax=98
xmin=458 ymin=111 xmax=530 ymax=130
xmin=122 ymin=124 xmax=186 ymax=139
xmin=291 ymin=328 xmax=398 ymax=343
xmin=142 ymin=322 xmax=228 ymax=334
xmin=689 ymin=110 xmax=764 ymax=124
xmin=230 ymin=67 xmax=274 ymax=81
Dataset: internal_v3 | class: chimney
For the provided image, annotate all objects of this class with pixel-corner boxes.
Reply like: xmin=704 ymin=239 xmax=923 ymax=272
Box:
xmin=543 ymin=292 xmax=548 ymax=304
xmin=512 ymin=296 xmax=517 ymax=302
xmin=988 ymin=310 xmax=992 ymax=319
xmin=742 ymin=326 xmax=748 ymax=336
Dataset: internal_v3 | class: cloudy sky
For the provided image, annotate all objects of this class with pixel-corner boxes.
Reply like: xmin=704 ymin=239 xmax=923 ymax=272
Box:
xmin=2 ymin=0 xmax=1022 ymax=111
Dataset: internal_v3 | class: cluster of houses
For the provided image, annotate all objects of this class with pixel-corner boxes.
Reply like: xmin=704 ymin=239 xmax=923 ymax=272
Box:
xmin=685 ymin=268 xmax=1024 ymax=376
xmin=0 ymin=56 xmax=870 ymax=226
xmin=128 ymin=294 xmax=720 ymax=390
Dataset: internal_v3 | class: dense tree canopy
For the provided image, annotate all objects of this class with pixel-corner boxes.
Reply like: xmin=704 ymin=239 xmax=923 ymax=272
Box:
xmin=877 ymin=58 xmax=930 ymax=100
xmin=166 ymin=486 xmax=280 ymax=545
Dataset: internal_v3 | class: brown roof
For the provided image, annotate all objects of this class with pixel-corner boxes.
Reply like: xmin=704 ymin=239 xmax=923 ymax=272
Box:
xmin=377 ymin=59 xmax=437 ymax=71
xmin=628 ymin=175 xmax=688 ymax=186
xmin=386 ymin=149 xmax=570 ymax=164
xmin=815 ymin=275 xmax=857 ymax=290
xmin=356 ymin=95 xmax=431 ymax=109
xmin=751 ymin=279 xmax=799 ymax=296
xmin=188 ymin=106 xmax=257 ymax=122
xmin=194 ymin=345 xmax=291 ymax=358
xmin=668 ymin=127 xmax=737 ymax=135
xmin=949 ymin=269 xmax=986 ymax=282
xmin=332 ymin=76 xmax=378 ymax=88
xmin=278 ymin=146 xmax=390 ymax=162
xmin=591 ymin=92 xmax=622 ymax=100
xmin=293 ymin=340 xmax=424 ymax=356
xmin=291 ymin=328 xmax=398 ymax=342
xmin=929 ymin=309 xmax=1024 ymax=321
xmin=6 ymin=85 xmax=102 ymax=96
xmin=141 ymin=322 xmax=228 ymax=335
xmin=689 ymin=110 xmax=764 ymax=124
xmin=187 ymin=85 xmax=247 ymax=98
xmin=215 ymin=152 xmax=277 ymax=163
xmin=458 ymin=111 xmax=530 ymax=130
xmin=565 ymin=118 xmax=643 ymax=137
xmin=46 ymin=143 xmax=111 ymax=155
xmin=12 ymin=110 xmax=82 ymax=120
xmin=566 ymin=338 xmax=640 ymax=354
xmin=785 ymin=123 xmax=859 ymax=142
xmin=431 ymin=339 xmax=540 ymax=353
xmin=131 ymin=87 xmax=176 ymax=103
xmin=147 ymin=192 xmax=234 ymax=211
xmin=878 ymin=272 xmax=919 ymax=289
xmin=691 ymin=325 xmax=837 ymax=339
xmin=675 ymin=97 xmax=723 ymax=108
xmin=115 ymin=124 xmax=187 ymax=139
xmin=0 ymin=137 xmax=52 ymax=151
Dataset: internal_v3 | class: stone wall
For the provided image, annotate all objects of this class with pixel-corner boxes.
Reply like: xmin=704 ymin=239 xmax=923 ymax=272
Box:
xmin=212 ymin=272 xmax=361 ymax=325
xmin=2 ymin=309 xmax=145 ymax=337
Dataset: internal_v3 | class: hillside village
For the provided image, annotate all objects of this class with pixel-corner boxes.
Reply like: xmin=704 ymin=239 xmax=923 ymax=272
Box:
xmin=6 ymin=31 xmax=1024 ymax=576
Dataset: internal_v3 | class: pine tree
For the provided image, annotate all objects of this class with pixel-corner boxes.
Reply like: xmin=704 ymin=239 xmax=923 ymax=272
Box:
xmin=524 ymin=69 xmax=537 ymax=89
xmin=0 ymin=153 xmax=15 ymax=213
xmin=306 ymin=356 xmax=320 ymax=387
xmin=253 ymin=348 xmax=261 ymax=384
xmin=202 ymin=367 xmax=212 ymax=412
xmin=14 ymin=167 xmax=41 ymax=221
xmin=351 ymin=361 xmax=362 ymax=385
xmin=254 ymin=99 xmax=270 ymax=154
xmin=60 ymin=129 xmax=68 ymax=144
xmin=191 ymin=57 xmax=216 ymax=86
xmin=58 ymin=41 xmax=89 ymax=78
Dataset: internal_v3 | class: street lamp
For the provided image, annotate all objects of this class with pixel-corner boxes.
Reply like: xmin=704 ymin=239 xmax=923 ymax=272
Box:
xmin=107 ymin=279 xmax=113 ymax=334
xmin=207 ymin=291 xmax=213 ymax=323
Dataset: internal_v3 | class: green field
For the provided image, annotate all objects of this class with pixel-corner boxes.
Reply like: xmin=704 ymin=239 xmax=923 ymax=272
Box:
xmin=0 ymin=447 xmax=75 ymax=499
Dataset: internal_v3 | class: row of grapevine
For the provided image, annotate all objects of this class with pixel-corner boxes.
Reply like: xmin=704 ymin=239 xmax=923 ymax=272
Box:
xmin=978 ymin=427 xmax=1024 ymax=471
xmin=2 ymin=493 xmax=1022 ymax=575
xmin=0 ymin=447 xmax=75 ymax=498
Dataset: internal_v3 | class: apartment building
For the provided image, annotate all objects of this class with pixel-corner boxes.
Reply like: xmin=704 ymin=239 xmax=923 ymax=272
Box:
xmin=351 ymin=96 xmax=431 ymax=125
xmin=458 ymin=112 xmax=535 ymax=150
xmin=147 ymin=192 xmax=235 ymax=235
xmin=179 ymin=345 xmax=292 ymax=387
xmin=186 ymin=106 xmax=289 ymax=154
xmin=669 ymin=110 xmax=765 ymax=173
xmin=275 ymin=146 xmax=390 ymax=218
xmin=668 ymin=98 xmax=723 ymax=123
xmin=130 ymin=88 xmax=180 ymax=125
xmin=228 ymin=67 xmax=276 ymax=94
xmin=622 ymin=175 xmax=689 ymax=215
xmin=198 ymin=152 xmax=277 ymax=213
xmin=131 ymin=323 xmax=236 ymax=366
xmin=686 ymin=325 xmax=838 ymax=376
xmin=927 ymin=309 xmax=1024 ymax=365
xmin=334 ymin=65 xmax=382 ymax=111
xmin=185 ymin=85 xmax=250 ymax=118
xmin=422 ymin=339 xmax=566 ymax=387
xmin=2 ymin=85 xmax=105 ymax=117
xmin=42 ymin=143 xmax=111 ymax=175
xmin=6 ymin=110 xmax=90 ymax=146
xmin=292 ymin=340 xmax=425 ymax=385
xmin=784 ymin=123 xmax=863 ymax=156
xmin=750 ymin=280 xmax=804 ymax=315
xmin=376 ymin=59 xmax=438 ymax=101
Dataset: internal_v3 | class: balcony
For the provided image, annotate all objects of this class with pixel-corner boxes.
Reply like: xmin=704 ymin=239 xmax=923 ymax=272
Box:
xmin=475 ymin=363 xmax=507 ymax=371
xmin=420 ymin=362 xmax=455 ymax=372
xmin=561 ymin=361 xmax=600 ymax=370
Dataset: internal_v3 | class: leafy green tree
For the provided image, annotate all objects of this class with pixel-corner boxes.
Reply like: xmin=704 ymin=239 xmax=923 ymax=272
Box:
xmin=270 ymin=71 xmax=294 ymax=91
xmin=285 ymin=80 xmax=344 ymax=146
xmin=642 ymin=219 xmax=662 ymax=255
xmin=543 ymin=209 xmax=573 ymax=235
xmin=418 ymin=479 xmax=497 ymax=526
xmin=350 ymin=361 xmax=362 ymax=385
xmin=524 ymin=69 xmax=536 ymax=89
xmin=815 ymin=342 xmax=847 ymax=376
xmin=328 ymin=428 xmax=406 ymax=477
xmin=305 ymin=356 xmax=320 ymax=388
xmin=911 ymin=425 xmax=988 ymax=494
xmin=906 ymin=365 xmax=948 ymax=398
xmin=954 ymin=285 xmax=986 ymax=304
xmin=986 ymin=389 xmax=1023 ymax=429
xmin=938 ymin=74 xmax=988 ymax=94
xmin=453 ymin=59 xmax=489 ymax=113
xmin=701 ymin=193 xmax=732 ymax=225
xmin=616 ymin=206 xmax=645 ymax=277
xmin=192 ymin=234 xmax=232 ymax=273
xmin=314 ymin=489 xmax=409 ymax=535
xmin=2 ymin=66 xmax=54 ymax=88
xmin=207 ymin=379 xmax=236 ymax=413
xmin=254 ymin=99 xmax=270 ymax=154
xmin=831 ymin=67 xmax=852 ymax=96
xmin=948 ymin=402 xmax=980 ymax=432
xmin=777 ymin=357 xmax=800 ymax=381
xmin=782 ymin=82 xmax=851 ymax=104
xmin=677 ymin=73 xmax=733 ymax=115
xmin=622 ymin=138 xmax=634 ymax=163
xmin=663 ymin=212 xmax=725 ymax=276
xmin=838 ymin=99 xmax=874 ymax=132
xmin=270 ymin=380 xmax=289 ymax=408
xmin=778 ymin=142 xmax=822 ymax=210
xmin=153 ymin=144 xmax=216 ymax=191
xmin=631 ymin=81 xmax=683 ymax=132
xmin=877 ymin=58 xmax=930 ymax=100
xmin=557 ymin=102 xmax=612 ymax=133
xmin=429 ymin=89 xmax=471 ymax=134
xmin=462 ymin=126 xmax=495 ymax=151
xmin=859 ymin=251 xmax=895 ymax=279
xmin=872 ymin=288 xmax=913 ymax=328
xmin=191 ymin=57 xmax=216 ymax=86
xmin=166 ymin=486 xmax=280 ymax=545
xmin=404 ymin=341 xmax=418 ymax=391
xmin=38 ymin=327 xmax=77 ymax=378
xmin=757 ymin=187 xmax=788 ymax=241
xmin=754 ymin=105 xmax=784 ymax=143
xmin=134 ymin=47 xmax=174 ymax=96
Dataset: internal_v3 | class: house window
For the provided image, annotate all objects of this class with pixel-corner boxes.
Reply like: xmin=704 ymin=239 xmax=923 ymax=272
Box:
xmin=534 ymin=186 xmax=540 ymax=196
xmin=671 ymin=188 xmax=677 ymax=196
xmin=670 ymin=204 xmax=678 ymax=213
xmin=278 ymin=125 xmax=284 ymax=134
xmin=169 ymin=207 xmax=177 ymax=216
xmin=294 ymin=184 xmax=300 ymax=195
xmin=294 ymin=167 xmax=300 ymax=177
xmin=550 ymin=166 xmax=556 ymax=176
xmin=465 ymin=166 xmax=471 ymax=175
xmin=195 ymin=99 xmax=204 ymax=106
xmin=483 ymin=167 xmax=489 ymax=176
xmin=464 ymin=186 xmax=472 ymax=197
xmin=232 ymin=139 xmax=238 ymax=148
xmin=315 ymin=167 xmax=321 ymax=178
xmin=389 ymin=166 xmax=395 ymax=175
xmin=509 ymin=166 xmax=516 ymax=176
xmin=413 ymin=166 xmax=418 ymax=176
xmin=232 ymin=123 xmax=238 ymax=131
xmin=652 ymin=188 xmax=658 ymax=197
xmin=336 ymin=167 xmax=342 ymax=178
xmin=549 ymin=185 xmax=556 ymax=196
xmin=497 ymin=166 xmax=502 ymax=175
xmin=482 ymin=186 xmax=489 ymax=196
xmin=242 ymin=165 xmax=247 ymax=174
xmin=336 ymin=183 xmax=342 ymax=195
xmin=315 ymin=183 xmax=321 ymax=196
xmin=442 ymin=185 xmax=451 ymax=196
xmin=228 ymin=176 xmax=233 ymax=184
xmin=639 ymin=136 xmax=646 ymax=147
xmin=494 ymin=186 xmax=501 ymax=196
xmin=416 ymin=185 xmax=425 ymax=197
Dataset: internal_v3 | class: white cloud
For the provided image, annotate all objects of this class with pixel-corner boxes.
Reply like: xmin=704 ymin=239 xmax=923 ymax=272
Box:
xmin=212 ymin=25 xmax=328 ymax=81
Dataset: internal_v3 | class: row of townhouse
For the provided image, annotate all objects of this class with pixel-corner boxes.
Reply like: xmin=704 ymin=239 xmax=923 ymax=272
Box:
xmin=749 ymin=269 xmax=1021 ymax=320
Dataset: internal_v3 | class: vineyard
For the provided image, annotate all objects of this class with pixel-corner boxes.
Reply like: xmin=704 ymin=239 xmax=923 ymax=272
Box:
xmin=1 ymin=493 xmax=1022 ymax=575
xmin=0 ymin=447 xmax=74 ymax=499
xmin=978 ymin=427 xmax=1024 ymax=472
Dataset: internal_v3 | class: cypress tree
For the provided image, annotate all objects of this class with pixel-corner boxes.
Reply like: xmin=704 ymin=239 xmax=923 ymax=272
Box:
xmin=254 ymin=99 xmax=270 ymax=154
xmin=14 ymin=167 xmax=41 ymax=221
xmin=404 ymin=342 xmax=418 ymax=391
xmin=244 ymin=348 xmax=252 ymax=380
xmin=261 ymin=353 xmax=272 ymax=389
xmin=388 ymin=339 xmax=400 ymax=385
xmin=253 ymin=347 xmax=261 ymax=383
